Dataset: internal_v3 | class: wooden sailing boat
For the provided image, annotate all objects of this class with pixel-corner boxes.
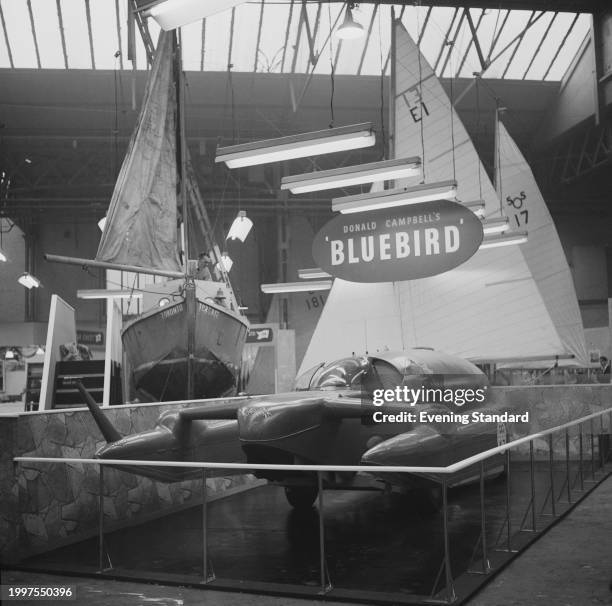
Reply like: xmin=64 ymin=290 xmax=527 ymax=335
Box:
xmin=48 ymin=32 xmax=249 ymax=401
xmin=299 ymin=19 xmax=588 ymax=372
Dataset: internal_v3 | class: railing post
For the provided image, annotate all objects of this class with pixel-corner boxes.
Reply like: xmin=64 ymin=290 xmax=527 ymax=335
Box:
xmin=98 ymin=465 xmax=104 ymax=573
xmin=529 ymin=440 xmax=536 ymax=531
xmin=590 ymin=419 xmax=596 ymax=479
xmin=317 ymin=471 xmax=328 ymax=594
xmin=442 ymin=480 xmax=455 ymax=603
xmin=548 ymin=434 xmax=556 ymax=516
xmin=202 ymin=469 xmax=213 ymax=583
xmin=565 ymin=429 xmax=571 ymax=503
xmin=505 ymin=449 xmax=512 ymax=551
xmin=579 ymin=423 xmax=584 ymax=491
xmin=479 ymin=461 xmax=490 ymax=572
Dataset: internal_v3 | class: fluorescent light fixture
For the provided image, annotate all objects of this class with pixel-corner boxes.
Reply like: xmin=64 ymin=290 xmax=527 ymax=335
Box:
xmin=18 ymin=273 xmax=40 ymax=289
xmin=335 ymin=5 xmax=365 ymax=40
xmin=298 ymin=268 xmax=332 ymax=280
xmin=281 ymin=157 xmax=421 ymax=194
xmin=0 ymin=247 xmax=6 ymax=262
xmin=332 ymin=179 xmax=458 ymax=214
xmin=146 ymin=0 xmax=247 ymax=31
xmin=479 ymin=231 xmax=528 ymax=250
xmin=482 ymin=216 xmax=509 ymax=235
xmin=216 ymin=252 xmax=233 ymax=272
xmin=464 ymin=200 xmax=486 ymax=217
xmin=77 ymin=289 xmax=143 ymax=300
xmin=98 ymin=216 xmax=107 ymax=231
xmin=216 ymin=123 xmax=375 ymax=169
xmin=226 ymin=210 xmax=253 ymax=242
xmin=261 ymin=280 xmax=332 ymax=294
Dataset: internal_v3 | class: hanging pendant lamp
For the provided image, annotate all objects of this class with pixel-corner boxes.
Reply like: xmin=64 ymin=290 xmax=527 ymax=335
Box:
xmin=335 ymin=4 xmax=364 ymax=40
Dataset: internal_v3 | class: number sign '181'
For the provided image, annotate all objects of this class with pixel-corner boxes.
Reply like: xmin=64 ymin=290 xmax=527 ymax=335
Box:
xmin=312 ymin=199 xmax=484 ymax=283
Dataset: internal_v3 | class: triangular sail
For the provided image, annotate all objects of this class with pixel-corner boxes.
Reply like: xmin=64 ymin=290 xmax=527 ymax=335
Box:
xmin=496 ymin=120 xmax=587 ymax=364
xmin=299 ymin=21 xmax=588 ymax=373
xmin=96 ymin=31 xmax=182 ymax=272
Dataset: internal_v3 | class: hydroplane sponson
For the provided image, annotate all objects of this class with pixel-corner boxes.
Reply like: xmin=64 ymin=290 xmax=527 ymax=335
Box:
xmin=80 ymin=349 xmax=511 ymax=510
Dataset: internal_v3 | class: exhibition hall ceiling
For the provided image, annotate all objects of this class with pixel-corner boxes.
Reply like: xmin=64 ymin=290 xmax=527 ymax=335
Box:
xmin=0 ymin=1 xmax=591 ymax=82
xmin=0 ymin=1 xmax=608 ymax=224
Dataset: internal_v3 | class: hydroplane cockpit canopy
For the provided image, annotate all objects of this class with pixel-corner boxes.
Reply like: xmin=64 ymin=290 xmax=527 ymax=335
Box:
xmin=294 ymin=354 xmax=408 ymax=393
xmin=294 ymin=349 xmax=487 ymax=394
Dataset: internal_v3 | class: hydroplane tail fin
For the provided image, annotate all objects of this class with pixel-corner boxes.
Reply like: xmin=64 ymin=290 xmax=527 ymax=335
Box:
xmin=75 ymin=380 xmax=122 ymax=443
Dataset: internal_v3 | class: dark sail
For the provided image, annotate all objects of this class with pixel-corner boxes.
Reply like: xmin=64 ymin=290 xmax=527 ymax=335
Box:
xmin=96 ymin=31 xmax=181 ymax=272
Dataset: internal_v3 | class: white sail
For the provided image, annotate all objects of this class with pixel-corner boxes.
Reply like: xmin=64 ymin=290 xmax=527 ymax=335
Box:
xmin=299 ymin=20 xmax=588 ymax=373
xmin=496 ymin=120 xmax=587 ymax=364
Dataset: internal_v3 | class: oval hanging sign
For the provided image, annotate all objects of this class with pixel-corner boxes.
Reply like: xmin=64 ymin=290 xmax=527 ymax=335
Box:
xmin=312 ymin=199 xmax=483 ymax=283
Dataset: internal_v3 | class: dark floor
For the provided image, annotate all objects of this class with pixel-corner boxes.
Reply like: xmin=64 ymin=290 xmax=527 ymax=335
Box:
xmin=13 ymin=459 xmax=600 ymax=601
xmin=4 ymin=473 xmax=612 ymax=606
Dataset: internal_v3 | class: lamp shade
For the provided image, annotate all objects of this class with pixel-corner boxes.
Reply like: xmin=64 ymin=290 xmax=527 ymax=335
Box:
xmin=97 ymin=216 xmax=107 ymax=231
xmin=216 ymin=123 xmax=375 ymax=169
xmin=482 ymin=216 xmax=509 ymax=235
xmin=281 ymin=157 xmax=421 ymax=194
xmin=332 ymin=180 xmax=458 ymax=214
xmin=479 ymin=231 xmax=528 ymax=249
xmin=261 ymin=280 xmax=332 ymax=294
xmin=77 ymin=289 xmax=143 ymax=300
xmin=335 ymin=6 xmax=364 ymax=40
xmin=216 ymin=252 xmax=233 ymax=272
xmin=226 ymin=211 xmax=253 ymax=242
xmin=298 ymin=268 xmax=332 ymax=280
xmin=0 ymin=247 xmax=6 ymax=262
xmin=464 ymin=200 xmax=486 ymax=217
xmin=18 ymin=273 xmax=40 ymax=289
xmin=147 ymin=0 xmax=247 ymax=31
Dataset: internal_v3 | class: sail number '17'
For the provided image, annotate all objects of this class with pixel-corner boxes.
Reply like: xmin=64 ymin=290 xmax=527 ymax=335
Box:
xmin=312 ymin=200 xmax=484 ymax=283
xmin=506 ymin=191 xmax=529 ymax=228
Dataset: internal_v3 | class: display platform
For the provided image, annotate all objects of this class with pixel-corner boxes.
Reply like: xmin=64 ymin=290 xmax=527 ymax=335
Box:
xmin=17 ymin=459 xmax=611 ymax=604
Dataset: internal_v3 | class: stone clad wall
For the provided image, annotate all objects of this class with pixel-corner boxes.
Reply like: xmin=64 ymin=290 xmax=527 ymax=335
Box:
xmin=0 ymin=397 xmax=258 ymax=564
xmin=0 ymin=415 xmax=19 ymax=563
xmin=492 ymin=384 xmax=612 ymax=457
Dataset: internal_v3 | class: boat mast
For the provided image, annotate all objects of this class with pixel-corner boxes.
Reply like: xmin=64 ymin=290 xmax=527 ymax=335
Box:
xmin=174 ymin=30 xmax=196 ymax=400
xmin=389 ymin=6 xmax=396 ymax=165
xmin=175 ymin=31 xmax=190 ymax=272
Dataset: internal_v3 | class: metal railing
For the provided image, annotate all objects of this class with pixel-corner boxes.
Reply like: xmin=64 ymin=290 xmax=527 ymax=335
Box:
xmin=13 ymin=406 xmax=612 ymax=604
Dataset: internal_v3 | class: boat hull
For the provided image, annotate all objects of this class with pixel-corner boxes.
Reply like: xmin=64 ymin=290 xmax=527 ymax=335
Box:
xmin=122 ymin=298 xmax=248 ymax=401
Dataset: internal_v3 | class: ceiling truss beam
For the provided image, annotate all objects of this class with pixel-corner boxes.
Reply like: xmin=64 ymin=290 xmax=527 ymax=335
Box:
xmin=522 ymin=12 xmax=558 ymax=80
xmin=463 ymin=8 xmax=487 ymax=72
xmin=542 ymin=13 xmax=580 ymax=80
xmin=85 ymin=0 xmax=96 ymax=69
xmin=56 ymin=0 xmax=68 ymax=69
xmin=501 ymin=10 xmax=539 ymax=79
xmin=114 ymin=0 xmax=124 ymax=69
xmin=535 ymin=114 xmax=612 ymax=189
xmin=0 ymin=0 xmax=13 ymax=68
xmin=26 ymin=0 xmax=41 ymax=69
